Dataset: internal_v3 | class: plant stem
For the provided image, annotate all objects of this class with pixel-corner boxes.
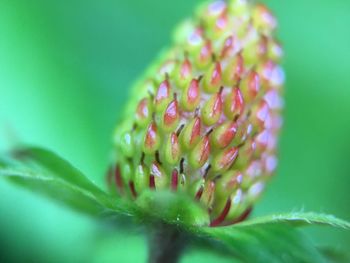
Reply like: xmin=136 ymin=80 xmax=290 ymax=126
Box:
xmin=147 ymin=223 xmax=187 ymax=263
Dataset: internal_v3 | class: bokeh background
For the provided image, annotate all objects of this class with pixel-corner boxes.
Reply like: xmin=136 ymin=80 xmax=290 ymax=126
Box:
xmin=0 ymin=0 xmax=349 ymax=262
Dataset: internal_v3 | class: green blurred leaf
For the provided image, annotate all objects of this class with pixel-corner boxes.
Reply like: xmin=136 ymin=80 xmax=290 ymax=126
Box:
xmin=234 ymin=212 xmax=350 ymax=230
xmin=194 ymin=213 xmax=350 ymax=263
xmin=199 ymin=224 xmax=326 ymax=263
xmin=319 ymin=247 xmax=350 ymax=263
xmin=1 ymin=147 xmax=350 ymax=263
xmin=0 ymin=146 xmax=133 ymax=218
xmin=11 ymin=147 xmax=105 ymax=196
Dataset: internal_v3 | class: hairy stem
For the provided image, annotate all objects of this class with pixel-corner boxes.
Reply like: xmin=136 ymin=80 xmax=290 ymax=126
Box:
xmin=147 ymin=223 xmax=187 ymax=263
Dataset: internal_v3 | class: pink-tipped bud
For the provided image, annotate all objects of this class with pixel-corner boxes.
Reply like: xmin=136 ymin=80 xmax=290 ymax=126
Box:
xmin=189 ymin=135 xmax=211 ymax=169
xmin=143 ymin=122 xmax=160 ymax=154
xmin=254 ymin=130 xmax=269 ymax=156
xmin=175 ymin=57 xmax=192 ymax=88
xmin=201 ymin=89 xmax=223 ymax=126
xmin=224 ymin=86 xmax=244 ymax=119
xmin=196 ymin=40 xmax=212 ymax=68
xmin=162 ymin=98 xmax=180 ymax=131
xmin=150 ymin=161 xmax=167 ymax=189
xmin=180 ymin=58 xmax=192 ymax=80
xmin=201 ymin=181 xmax=216 ymax=207
xmin=213 ymin=147 xmax=239 ymax=172
xmin=208 ymin=1 xmax=227 ymax=17
xmin=165 ymin=132 xmax=181 ymax=165
xmin=216 ymin=171 xmax=243 ymax=197
xmin=155 ymin=78 xmax=171 ymax=110
xmin=234 ymin=138 xmax=256 ymax=169
xmin=156 ymin=60 xmax=176 ymax=82
xmin=215 ymin=12 xmax=229 ymax=34
xmin=203 ymin=62 xmax=222 ymax=93
xmin=251 ymin=100 xmax=270 ymax=131
xmin=223 ymin=52 xmax=244 ymax=85
xmin=241 ymin=70 xmax=261 ymax=102
xmin=180 ymin=116 xmax=202 ymax=150
xmin=136 ymin=98 xmax=152 ymax=127
xmin=253 ymin=4 xmax=277 ymax=32
xmin=211 ymin=121 xmax=237 ymax=149
xmin=181 ymin=78 xmax=201 ymax=111
xmin=187 ymin=27 xmax=204 ymax=49
xmin=221 ymin=35 xmax=235 ymax=58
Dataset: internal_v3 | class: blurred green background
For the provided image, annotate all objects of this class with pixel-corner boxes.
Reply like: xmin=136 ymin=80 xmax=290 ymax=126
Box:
xmin=0 ymin=0 xmax=349 ymax=262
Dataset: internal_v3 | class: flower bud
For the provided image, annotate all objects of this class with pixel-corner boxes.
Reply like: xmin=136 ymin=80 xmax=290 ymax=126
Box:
xmin=201 ymin=89 xmax=223 ymax=126
xmin=134 ymin=164 xmax=148 ymax=194
xmin=155 ymin=78 xmax=171 ymax=111
xmin=189 ymin=135 xmax=211 ymax=169
xmin=211 ymin=121 xmax=237 ymax=149
xmin=181 ymin=78 xmax=201 ymax=112
xmin=164 ymin=133 xmax=181 ymax=165
xmin=203 ymin=62 xmax=222 ymax=93
xmin=150 ymin=161 xmax=168 ymax=189
xmin=212 ymin=147 xmax=239 ymax=172
xmin=175 ymin=57 xmax=192 ymax=88
xmin=223 ymin=52 xmax=244 ymax=85
xmin=180 ymin=116 xmax=201 ymax=150
xmin=224 ymin=86 xmax=244 ymax=120
xmin=195 ymin=40 xmax=212 ymax=69
xmin=110 ymin=0 xmax=284 ymax=227
xmin=162 ymin=98 xmax=180 ymax=132
xmin=136 ymin=98 xmax=152 ymax=127
xmin=143 ymin=122 xmax=160 ymax=154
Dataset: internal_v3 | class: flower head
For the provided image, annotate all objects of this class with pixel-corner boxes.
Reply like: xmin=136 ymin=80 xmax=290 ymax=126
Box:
xmin=110 ymin=0 xmax=284 ymax=227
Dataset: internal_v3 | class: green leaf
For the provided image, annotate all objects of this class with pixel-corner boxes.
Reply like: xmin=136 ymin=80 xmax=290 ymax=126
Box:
xmin=0 ymin=146 xmax=209 ymax=227
xmin=2 ymin=147 xmax=350 ymax=263
xmin=11 ymin=147 xmax=104 ymax=196
xmin=0 ymin=146 xmax=133 ymax=218
xmin=319 ymin=247 xmax=350 ymax=263
xmin=198 ymin=224 xmax=326 ymax=263
xmin=194 ymin=213 xmax=350 ymax=263
xmin=234 ymin=212 xmax=350 ymax=230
